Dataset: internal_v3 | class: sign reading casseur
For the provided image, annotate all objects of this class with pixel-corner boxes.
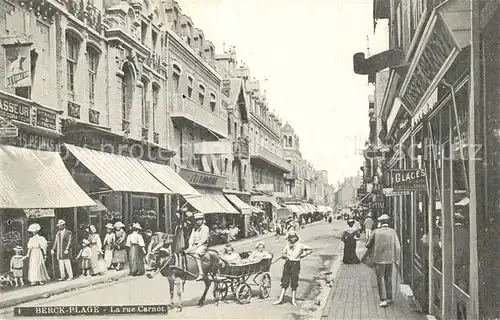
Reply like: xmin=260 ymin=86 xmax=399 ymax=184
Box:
xmin=391 ymin=169 xmax=427 ymax=191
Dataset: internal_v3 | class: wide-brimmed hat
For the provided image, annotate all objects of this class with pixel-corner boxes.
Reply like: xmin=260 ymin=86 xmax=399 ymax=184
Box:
xmin=28 ymin=223 xmax=41 ymax=233
xmin=13 ymin=246 xmax=23 ymax=252
xmin=194 ymin=213 xmax=204 ymax=220
xmin=82 ymin=239 xmax=90 ymax=245
xmin=185 ymin=211 xmax=193 ymax=217
xmin=256 ymin=241 xmax=265 ymax=249
xmin=286 ymin=231 xmax=300 ymax=241
xmin=378 ymin=214 xmax=390 ymax=221
xmin=105 ymin=223 xmax=114 ymax=229
xmin=114 ymin=221 xmax=125 ymax=228
xmin=56 ymin=219 xmax=66 ymax=227
xmin=132 ymin=222 xmax=142 ymax=230
xmin=89 ymin=225 xmax=97 ymax=233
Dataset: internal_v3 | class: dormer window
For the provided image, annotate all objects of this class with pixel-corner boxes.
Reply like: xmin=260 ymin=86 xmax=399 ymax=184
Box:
xmin=198 ymin=84 xmax=205 ymax=105
xmin=187 ymin=76 xmax=193 ymax=98
xmin=210 ymin=93 xmax=216 ymax=112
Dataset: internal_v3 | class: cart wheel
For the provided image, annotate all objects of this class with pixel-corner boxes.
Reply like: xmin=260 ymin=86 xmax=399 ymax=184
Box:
xmin=259 ymin=273 xmax=272 ymax=299
xmin=213 ymin=282 xmax=229 ymax=301
xmin=236 ymin=283 xmax=252 ymax=304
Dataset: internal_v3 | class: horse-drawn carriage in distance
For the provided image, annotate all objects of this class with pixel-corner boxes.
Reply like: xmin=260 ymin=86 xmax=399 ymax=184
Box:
xmin=213 ymin=251 xmax=273 ymax=304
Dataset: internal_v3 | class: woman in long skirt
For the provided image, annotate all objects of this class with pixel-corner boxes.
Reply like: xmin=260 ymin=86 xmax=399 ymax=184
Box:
xmin=341 ymin=219 xmax=361 ymax=264
xmin=87 ymin=225 xmax=107 ymax=275
xmin=112 ymin=222 xmax=127 ymax=270
xmin=102 ymin=223 xmax=116 ymax=269
xmin=25 ymin=223 xmax=50 ymax=285
xmin=126 ymin=222 xmax=146 ymax=276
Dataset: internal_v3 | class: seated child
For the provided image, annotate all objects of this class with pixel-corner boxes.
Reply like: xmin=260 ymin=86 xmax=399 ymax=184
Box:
xmin=221 ymin=244 xmax=241 ymax=264
xmin=248 ymin=242 xmax=272 ymax=261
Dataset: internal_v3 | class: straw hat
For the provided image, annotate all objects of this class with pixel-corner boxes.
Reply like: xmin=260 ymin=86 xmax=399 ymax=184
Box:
xmin=194 ymin=213 xmax=204 ymax=220
xmin=56 ymin=219 xmax=66 ymax=227
xmin=89 ymin=225 xmax=97 ymax=233
xmin=114 ymin=221 xmax=125 ymax=228
xmin=13 ymin=246 xmax=23 ymax=252
xmin=132 ymin=222 xmax=142 ymax=230
xmin=378 ymin=214 xmax=390 ymax=222
xmin=28 ymin=223 xmax=41 ymax=233
xmin=105 ymin=223 xmax=114 ymax=229
xmin=82 ymin=239 xmax=90 ymax=245
xmin=256 ymin=241 xmax=265 ymax=249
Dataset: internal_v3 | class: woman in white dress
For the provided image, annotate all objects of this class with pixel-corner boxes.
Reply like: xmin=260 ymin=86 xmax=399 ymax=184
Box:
xmin=102 ymin=223 xmax=116 ymax=270
xmin=126 ymin=223 xmax=146 ymax=276
xmin=25 ymin=223 xmax=50 ymax=285
xmin=87 ymin=225 xmax=107 ymax=275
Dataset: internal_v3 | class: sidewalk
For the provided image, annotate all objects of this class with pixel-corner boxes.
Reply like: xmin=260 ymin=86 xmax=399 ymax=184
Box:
xmin=320 ymin=243 xmax=425 ymax=320
xmin=0 ymin=222 xmax=318 ymax=310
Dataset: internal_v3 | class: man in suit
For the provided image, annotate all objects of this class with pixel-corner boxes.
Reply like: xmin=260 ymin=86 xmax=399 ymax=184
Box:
xmin=51 ymin=219 xmax=74 ymax=281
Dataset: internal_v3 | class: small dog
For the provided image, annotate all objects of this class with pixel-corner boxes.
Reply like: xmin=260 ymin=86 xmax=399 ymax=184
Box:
xmin=0 ymin=272 xmax=15 ymax=287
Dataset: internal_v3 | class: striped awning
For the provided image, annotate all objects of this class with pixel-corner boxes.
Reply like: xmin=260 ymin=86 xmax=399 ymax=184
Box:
xmin=250 ymin=195 xmax=280 ymax=209
xmin=64 ymin=144 xmax=168 ymax=194
xmin=186 ymin=194 xmax=239 ymax=214
xmin=0 ymin=145 xmax=95 ymax=209
xmin=139 ymin=160 xmax=200 ymax=197
xmin=285 ymin=204 xmax=305 ymax=214
xmin=225 ymin=194 xmax=252 ymax=214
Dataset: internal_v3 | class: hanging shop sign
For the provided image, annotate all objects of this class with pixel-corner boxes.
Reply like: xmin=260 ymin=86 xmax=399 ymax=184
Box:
xmin=24 ymin=208 xmax=55 ymax=218
xmin=401 ymin=16 xmax=458 ymax=114
xmin=391 ymin=169 xmax=426 ymax=191
xmin=179 ymin=168 xmax=227 ymax=189
xmin=4 ymin=43 xmax=32 ymax=88
xmin=383 ymin=188 xmax=410 ymax=196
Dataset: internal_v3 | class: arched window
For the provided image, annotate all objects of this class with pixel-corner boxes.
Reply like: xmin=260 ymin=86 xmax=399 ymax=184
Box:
xmin=198 ymin=84 xmax=205 ymax=105
xmin=152 ymin=84 xmax=159 ymax=133
xmin=283 ymin=135 xmax=287 ymax=147
xmin=210 ymin=92 xmax=216 ymax=111
xmin=121 ymin=63 xmax=134 ymax=121
xmin=141 ymin=78 xmax=149 ymax=128
xmin=288 ymin=136 xmax=292 ymax=147
xmin=87 ymin=46 xmax=99 ymax=107
xmin=66 ymin=33 xmax=80 ymax=101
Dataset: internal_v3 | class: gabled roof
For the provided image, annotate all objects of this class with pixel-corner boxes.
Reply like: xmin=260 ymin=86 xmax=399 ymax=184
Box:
xmin=228 ymin=78 xmax=249 ymax=122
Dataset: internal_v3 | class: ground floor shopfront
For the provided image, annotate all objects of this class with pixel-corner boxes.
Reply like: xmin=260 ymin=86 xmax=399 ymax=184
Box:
xmin=384 ymin=5 xmax=500 ymax=319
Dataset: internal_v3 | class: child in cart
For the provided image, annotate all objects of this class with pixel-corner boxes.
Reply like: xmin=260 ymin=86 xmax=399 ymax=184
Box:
xmin=248 ymin=242 xmax=272 ymax=261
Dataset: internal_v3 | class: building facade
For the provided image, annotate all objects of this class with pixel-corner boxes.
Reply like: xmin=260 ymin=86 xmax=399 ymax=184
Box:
xmin=356 ymin=0 xmax=500 ymax=319
xmin=282 ymin=123 xmax=302 ymax=199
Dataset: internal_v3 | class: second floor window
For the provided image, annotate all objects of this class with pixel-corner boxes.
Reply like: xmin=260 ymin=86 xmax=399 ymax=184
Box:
xmin=210 ymin=93 xmax=216 ymax=111
xmin=152 ymin=85 xmax=159 ymax=132
xmin=141 ymin=80 xmax=148 ymax=128
xmin=198 ymin=84 xmax=205 ymax=106
xmin=87 ymin=47 xmax=99 ymax=107
xmin=121 ymin=64 xmax=133 ymax=121
xmin=172 ymin=64 xmax=181 ymax=93
xmin=187 ymin=76 xmax=193 ymax=98
xmin=66 ymin=34 xmax=79 ymax=101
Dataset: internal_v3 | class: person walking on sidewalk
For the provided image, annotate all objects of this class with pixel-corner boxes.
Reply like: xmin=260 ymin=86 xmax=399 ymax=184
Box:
xmin=274 ymin=231 xmax=313 ymax=307
xmin=364 ymin=213 xmax=374 ymax=240
xmin=341 ymin=219 xmax=361 ymax=264
xmin=51 ymin=219 xmax=74 ymax=281
xmin=364 ymin=214 xmax=401 ymax=308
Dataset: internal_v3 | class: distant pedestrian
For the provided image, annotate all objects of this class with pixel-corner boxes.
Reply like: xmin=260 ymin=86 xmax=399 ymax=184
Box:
xmin=274 ymin=231 xmax=313 ymax=307
xmin=275 ymin=220 xmax=281 ymax=239
xmin=364 ymin=213 xmax=374 ymax=240
xmin=341 ymin=219 xmax=360 ymax=264
xmin=363 ymin=214 xmax=401 ymax=308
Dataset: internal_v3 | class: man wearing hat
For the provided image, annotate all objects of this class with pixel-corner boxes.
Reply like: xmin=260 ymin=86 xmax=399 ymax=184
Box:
xmin=365 ymin=214 xmax=401 ymax=307
xmin=51 ymin=219 xmax=74 ymax=281
xmin=187 ymin=212 xmax=210 ymax=281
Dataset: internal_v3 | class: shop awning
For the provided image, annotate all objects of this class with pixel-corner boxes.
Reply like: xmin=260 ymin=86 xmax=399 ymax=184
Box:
xmin=285 ymin=204 xmax=305 ymax=214
xmin=325 ymin=206 xmax=333 ymax=212
xmin=89 ymin=200 xmax=108 ymax=213
xmin=64 ymin=144 xmax=168 ymax=194
xmin=225 ymin=194 xmax=252 ymax=214
xmin=317 ymin=205 xmax=327 ymax=213
xmin=139 ymin=160 xmax=200 ymax=197
xmin=251 ymin=206 xmax=265 ymax=214
xmin=0 ymin=145 xmax=95 ymax=209
xmin=186 ymin=194 xmax=239 ymax=214
xmin=210 ymin=194 xmax=239 ymax=214
xmin=250 ymin=196 xmax=280 ymax=209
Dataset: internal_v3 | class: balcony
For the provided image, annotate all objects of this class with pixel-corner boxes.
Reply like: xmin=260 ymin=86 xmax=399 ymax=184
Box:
xmin=250 ymin=145 xmax=291 ymax=173
xmin=122 ymin=119 xmax=130 ymax=132
xmin=170 ymin=95 xmax=227 ymax=138
xmin=58 ymin=0 xmax=102 ymax=33
xmin=89 ymin=108 xmax=100 ymax=125
xmin=193 ymin=140 xmax=232 ymax=155
xmin=233 ymin=137 xmax=249 ymax=159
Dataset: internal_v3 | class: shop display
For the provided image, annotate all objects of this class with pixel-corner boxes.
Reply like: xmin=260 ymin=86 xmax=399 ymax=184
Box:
xmin=132 ymin=208 xmax=157 ymax=221
xmin=102 ymin=211 xmax=122 ymax=222
xmin=2 ymin=230 xmax=21 ymax=251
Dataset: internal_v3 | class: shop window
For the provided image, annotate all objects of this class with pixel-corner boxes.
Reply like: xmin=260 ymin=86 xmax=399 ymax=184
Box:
xmin=131 ymin=195 xmax=159 ymax=232
xmin=87 ymin=46 xmax=99 ymax=108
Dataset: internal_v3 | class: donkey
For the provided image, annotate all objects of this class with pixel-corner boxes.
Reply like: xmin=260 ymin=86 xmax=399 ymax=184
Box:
xmin=144 ymin=232 xmax=226 ymax=312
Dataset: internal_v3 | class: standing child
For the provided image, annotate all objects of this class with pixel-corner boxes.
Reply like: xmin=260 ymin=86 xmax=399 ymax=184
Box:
xmin=274 ymin=231 xmax=313 ymax=307
xmin=76 ymin=239 xmax=92 ymax=277
xmin=10 ymin=246 xmax=25 ymax=287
